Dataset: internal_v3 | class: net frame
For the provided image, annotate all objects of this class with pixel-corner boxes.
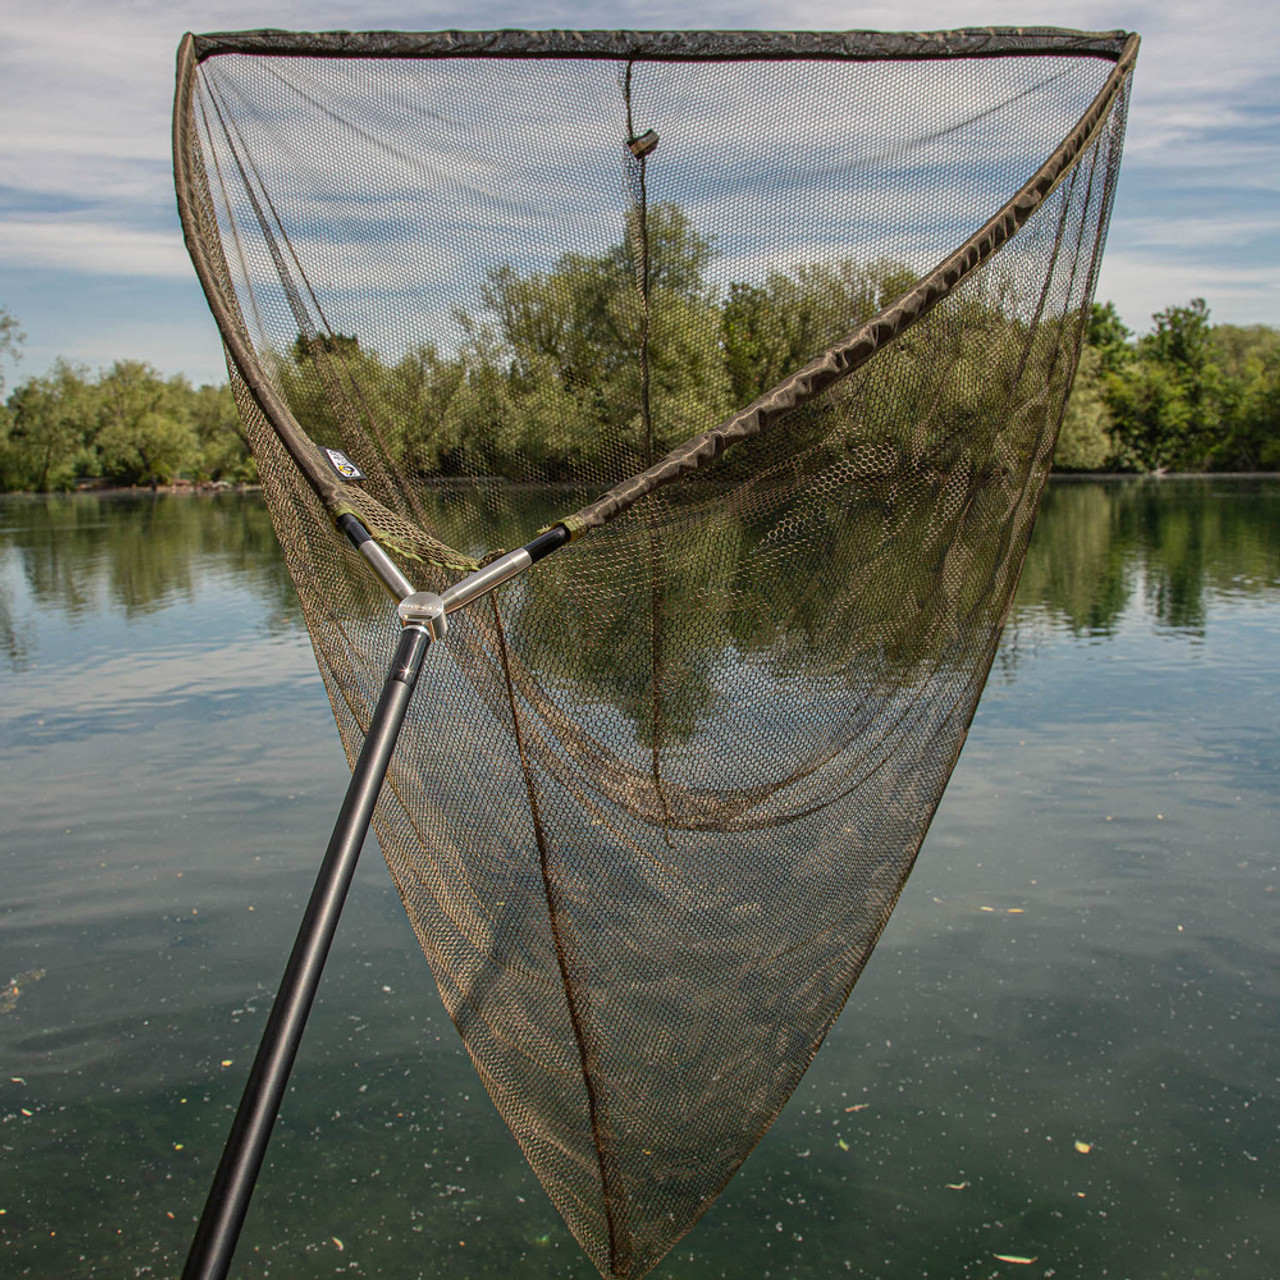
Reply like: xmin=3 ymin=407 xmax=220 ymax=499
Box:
xmin=173 ymin=27 xmax=1138 ymax=1280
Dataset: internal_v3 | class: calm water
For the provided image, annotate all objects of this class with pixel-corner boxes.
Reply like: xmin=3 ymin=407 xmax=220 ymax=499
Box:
xmin=2 ymin=480 xmax=1277 ymax=1280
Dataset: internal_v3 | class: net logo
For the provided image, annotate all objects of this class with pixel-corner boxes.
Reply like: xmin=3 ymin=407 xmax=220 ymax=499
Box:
xmin=323 ymin=448 xmax=364 ymax=480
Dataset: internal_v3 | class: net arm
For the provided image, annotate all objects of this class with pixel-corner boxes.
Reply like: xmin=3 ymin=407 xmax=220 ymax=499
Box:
xmin=397 ymin=524 xmax=571 ymax=626
xmin=336 ymin=507 xmax=571 ymax=623
xmin=337 ymin=513 xmax=416 ymax=600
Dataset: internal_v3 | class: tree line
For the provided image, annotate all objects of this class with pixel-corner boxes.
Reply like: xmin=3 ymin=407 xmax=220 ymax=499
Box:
xmin=1056 ymin=299 xmax=1280 ymax=472
xmin=0 ymin=329 xmax=253 ymax=492
xmin=2 ymin=224 xmax=1277 ymax=494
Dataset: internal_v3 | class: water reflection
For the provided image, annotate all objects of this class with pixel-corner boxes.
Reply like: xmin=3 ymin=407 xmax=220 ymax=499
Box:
xmin=0 ymin=492 xmax=297 ymax=657
xmin=1 ymin=482 xmax=1277 ymax=1280
xmin=1016 ymin=477 xmax=1280 ymax=636
xmin=7 ymin=479 xmax=1272 ymax=678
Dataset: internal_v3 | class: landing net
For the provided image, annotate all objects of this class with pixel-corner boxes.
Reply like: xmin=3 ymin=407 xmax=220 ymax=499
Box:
xmin=174 ymin=27 xmax=1136 ymax=1278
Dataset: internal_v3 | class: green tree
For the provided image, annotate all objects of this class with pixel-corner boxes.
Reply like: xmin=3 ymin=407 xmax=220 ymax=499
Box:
xmin=721 ymin=259 xmax=918 ymax=404
xmin=1208 ymin=324 xmax=1280 ymax=469
xmin=190 ymin=381 xmax=256 ymax=482
xmin=1105 ymin=357 xmax=1191 ymax=471
xmin=1103 ymin=299 xmax=1226 ymax=471
xmin=0 ymin=308 xmax=26 ymax=488
xmin=456 ymin=202 xmax=733 ymax=478
xmin=2 ymin=359 xmax=98 ymax=491
xmin=1145 ymin=299 xmax=1222 ymax=468
xmin=1054 ymin=344 xmax=1115 ymax=470
xmin=95 ymin=361 xmax=197 ymax=487
xmin=0 ymin=307 xmax=23 ymax=396
xmin=1085 ymin=299 xmax=1132 ymax=373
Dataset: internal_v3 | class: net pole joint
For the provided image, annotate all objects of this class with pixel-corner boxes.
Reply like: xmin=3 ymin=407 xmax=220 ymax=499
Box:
xmin=396 ymin=592 xmax=448 ymax=640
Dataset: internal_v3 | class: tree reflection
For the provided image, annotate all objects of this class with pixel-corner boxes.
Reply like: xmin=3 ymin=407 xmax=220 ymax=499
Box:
xmin=0 ymin=494 xmax=299 ymax=659
xmin=1016 ymin=478 xmax=1280 ymax=641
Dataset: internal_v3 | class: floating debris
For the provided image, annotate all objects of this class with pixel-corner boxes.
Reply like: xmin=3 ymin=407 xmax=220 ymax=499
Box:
xmin=994 ymin=1254 xmax=1038 ymax=1264
xmin=1 ymin=970 xmax=46 ymax=1015
xmin=1074 ymin=1140 xmax=1093 ymax=1154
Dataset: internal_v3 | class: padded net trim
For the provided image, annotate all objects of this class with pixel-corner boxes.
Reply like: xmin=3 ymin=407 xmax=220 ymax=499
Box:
xmin=191 ymin=26 xmax=1132 ymax=63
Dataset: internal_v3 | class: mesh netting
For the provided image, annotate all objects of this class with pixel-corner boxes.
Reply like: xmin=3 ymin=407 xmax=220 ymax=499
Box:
xmin=175 ymin=28 xmax=1135 ymax=1278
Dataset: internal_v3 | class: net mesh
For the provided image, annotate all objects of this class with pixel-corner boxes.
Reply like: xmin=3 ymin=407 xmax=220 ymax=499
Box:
xmin=175 ymin=29 xmax=1134 ymax=1278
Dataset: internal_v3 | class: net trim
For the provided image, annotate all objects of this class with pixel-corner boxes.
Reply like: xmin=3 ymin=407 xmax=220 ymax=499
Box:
xmin=190 ymin=27 xmax=1133 ymax=65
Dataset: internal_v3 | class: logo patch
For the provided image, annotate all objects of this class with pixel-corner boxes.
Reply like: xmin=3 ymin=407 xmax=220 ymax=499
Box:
xmin=323 ymin=448 xmax=364 ymax=480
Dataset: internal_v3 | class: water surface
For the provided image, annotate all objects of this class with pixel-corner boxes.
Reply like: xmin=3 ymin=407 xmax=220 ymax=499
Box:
xmin=2 ymin=480 xmax=1276 ymax=1279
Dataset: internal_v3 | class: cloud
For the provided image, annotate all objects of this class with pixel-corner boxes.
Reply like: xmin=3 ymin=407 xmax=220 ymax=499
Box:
xmin=1 ymin=0 xmax=1278 ymax=380
xmin=1112 ymin=213 xmax=1278 ymax=253
xmin=1098 ymin=252 xmax=1280 ymax=331
xmin=2 ymin=220 xmax=190 ymax=279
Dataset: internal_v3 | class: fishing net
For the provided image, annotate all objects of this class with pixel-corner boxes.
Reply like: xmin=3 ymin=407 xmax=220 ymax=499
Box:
xmin=174 ymin=27 xmax=1136 ymax=1278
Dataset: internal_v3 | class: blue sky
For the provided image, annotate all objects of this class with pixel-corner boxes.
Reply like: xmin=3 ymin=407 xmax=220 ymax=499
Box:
xmin=1 ymin=0 xmax=1275 ymax=389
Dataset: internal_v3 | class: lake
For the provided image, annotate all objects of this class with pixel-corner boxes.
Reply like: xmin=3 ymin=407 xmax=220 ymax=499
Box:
xmin=2 ymin=479 xmax=1277 ymax=1279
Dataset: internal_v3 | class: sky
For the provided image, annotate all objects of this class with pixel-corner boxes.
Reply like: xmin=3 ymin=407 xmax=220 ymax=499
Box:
xmin=0 ymin=0 xmax=1276 ymax=389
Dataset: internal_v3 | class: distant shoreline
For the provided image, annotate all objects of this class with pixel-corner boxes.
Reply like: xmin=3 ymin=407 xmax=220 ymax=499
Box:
xmin=3 ymin=472 xmax=1279 ymax=499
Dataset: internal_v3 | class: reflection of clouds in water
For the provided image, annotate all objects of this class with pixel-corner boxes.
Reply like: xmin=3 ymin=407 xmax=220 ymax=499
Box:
xmin=197 ymin=49 xmax=1113 ymax=363
xmin=0 ymin=548 xmax=37 ymax=672
xmin=5 ymin=635 xmax=316 ymax=749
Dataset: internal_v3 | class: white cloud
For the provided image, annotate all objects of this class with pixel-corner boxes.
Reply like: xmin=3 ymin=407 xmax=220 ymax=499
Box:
xmin=2 ymin=220 xmax=190 ymax=279
xmin=1097 ymin=252 xmax=1280 ymax=331
xmin=1112 ymin=213 xmax=1278 ymax=252
xmin=1 ymin=0 xmax=1277 ymax=379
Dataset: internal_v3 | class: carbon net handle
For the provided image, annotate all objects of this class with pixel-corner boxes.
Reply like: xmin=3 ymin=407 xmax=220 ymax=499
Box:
xmin=174 ymin=29 xmax=1137 ymax=549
